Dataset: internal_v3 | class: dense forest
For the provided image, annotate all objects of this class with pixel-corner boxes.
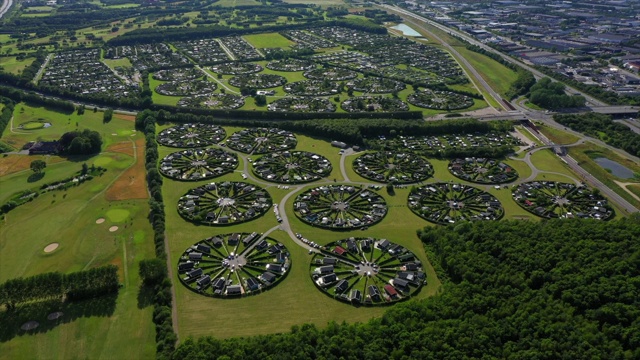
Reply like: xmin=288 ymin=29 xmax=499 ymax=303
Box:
xmin=554 ymin=113 xmax=640 ymax=157
xmin=172 ymin=218 xmax=640 ymax=359
xmin=528 ymin=78 xmax=586 ymax=109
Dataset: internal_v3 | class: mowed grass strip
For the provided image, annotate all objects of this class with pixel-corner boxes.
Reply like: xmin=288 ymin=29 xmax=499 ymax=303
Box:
xmin=243 ymin=32 xmax=294 ymax=48
xmin=454 ymin=46 xmax=518 ymax=97
xmin=106 ymin=138 xmax=148 ymax=201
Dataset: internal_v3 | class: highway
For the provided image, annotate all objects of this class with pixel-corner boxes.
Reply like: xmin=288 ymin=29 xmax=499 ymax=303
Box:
xmin=0 ymin=0 xmax=13 ymax=19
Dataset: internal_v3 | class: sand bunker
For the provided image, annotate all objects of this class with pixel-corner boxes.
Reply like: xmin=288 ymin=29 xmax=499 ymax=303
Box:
xmin=44 ymin=243 xmax=59 ymax=253
xmin=96 ymin=218 xmax=105 ymax=224
xmin=109 ymin=226 xmax=119 ymax=232
xmin=47 ymin=312 xmax=64 ymax=321
xmin=21 ymin=321 xmax=39 ymax=331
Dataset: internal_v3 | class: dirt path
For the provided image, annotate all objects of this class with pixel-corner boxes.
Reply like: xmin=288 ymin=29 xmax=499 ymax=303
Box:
xmin=614 ymin=180 xmax=640 ymax=202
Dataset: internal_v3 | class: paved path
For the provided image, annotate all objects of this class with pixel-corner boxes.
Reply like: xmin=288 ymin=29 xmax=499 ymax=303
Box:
xmin=0 ymin=0 xmax=13 ymax=19
xmin=196 ymin=65 xmax=240 ymax=94
xmin=32 ymin=54 xmax=53 ymax=85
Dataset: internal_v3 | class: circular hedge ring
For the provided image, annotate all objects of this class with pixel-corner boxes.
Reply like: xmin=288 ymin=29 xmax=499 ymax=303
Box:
xmin=284 ymin=80 xmax=341 ymax=96
xmin=177 ymin=94 xmax=245 ymax=110
xmin=19 ymin=120 xmax=51 ymax=130
xmin=229 ymin=74 xmax=287 ymax=89
xmin=347 ymin=77 xmax=405 ymax=94
xmin=252 ymin=151 xmax=332 ymax=184
xmin=177 ymin=232 xmax=290 ymax=297
xmin=178 ymin=181 xmax=272 ymax=226
xmin=153 ymin=68 xmax=203 ymax=81
xmin=512 ymin=181 xmax=613 ymax=220
xmin=304 ymin=68 xmax=357 ymax=81
xmin=267 ymin=97 xmax=336 ymax=113
xmin=408 ymin=183 xmax=504 ymax=224
xmin=353 ymin=151 xmax=433 ymax=184
xmin=310 ymin=237 xmax=425 ymax=305
xmin=211 ymin=62 xmax=263 ymax=75
xmin=225 ymin=128 xmax=297 ymax=154
xmin=267 ymin=59 xmax=315 ymax=72
xmin=155 ymin=80 xmax=217 ymax=96
xmin=294 ymin=185 xmax=387 ymax=230
xmin=341 ymin=96 xmax=409 ymax=113
xmin=407 ymin=89 xmax=474 ymax=110
xmin=449 ymin=158 xmax=518 ymax=184
xmin=160 ymin=148 xmax=239 ymax=181
xmin=157 ymin=123 xmax=226 ymax=148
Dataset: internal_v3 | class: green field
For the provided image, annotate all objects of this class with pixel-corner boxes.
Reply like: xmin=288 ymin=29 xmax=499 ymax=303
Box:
xmin=0 ymin=109 xmax=155 ymax=358
xmin=243 ymin=33 xmax=294 ymax=49
xmin=0 ymin=56 xmax=34 ymax=75
xmin=454 ymin=47 xmax=518 ymax=98
xmin=214 ymin=0 xmax=262 ymax=7
xmin=103 ymin=57 xmax=133 ymax=69
xmin=537 ymin=124 xmax=580 ymax=145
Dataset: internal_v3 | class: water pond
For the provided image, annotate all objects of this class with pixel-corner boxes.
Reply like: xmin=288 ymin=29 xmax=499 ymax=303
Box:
xmin=391 ymin=23 xmax=422 ymax=37
xmin=594 ymin=157 xmax=635 ymax=179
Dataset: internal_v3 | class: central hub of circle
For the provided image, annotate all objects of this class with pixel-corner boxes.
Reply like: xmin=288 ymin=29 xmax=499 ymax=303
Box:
xmin=447 ymin=200 xmax=464 ymax=209
xmin=385 ymin=163 xmax=396 ymax=170
xmin=224 ymin=253 xmax=247 ymax=268
xmin=191 ymin=160 xmax=206 ymax=167
xmin=185 ymin=133 xmax=198 ymax=138
xmin=476 ymin=167 xmax=488 ymax=174
xmin=554 ymin=197 xmax=570 ymax=206
xmin=355 ymin=262 xmax=378 ymax=276
xmin=331 ymin=201 xmax=349 ymax=211
xmin=217 ymin=198 xmax=236 ymax=207
xmin=255 ymin=136 xmax=268 ymax=144
xmin=285 ymin=162 xmax=299 ymax=170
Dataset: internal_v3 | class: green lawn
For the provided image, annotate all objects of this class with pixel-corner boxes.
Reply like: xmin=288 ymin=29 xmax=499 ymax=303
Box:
xmin=538 ymin=124 xmax=580 ymax=145
xmin=103 ymin=57 xmax=133 ymax=69
xmin=454 ymin=46 xmax=518 ymax=98
xmin=214 ymin=0 xmax=262 ymax=7
xmin=243 ymin=33 xmax=294 ymax=49
xmin=0 ymin=56 xmax=34 ymax=75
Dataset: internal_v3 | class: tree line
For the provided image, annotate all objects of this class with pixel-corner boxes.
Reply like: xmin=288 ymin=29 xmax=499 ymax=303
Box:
xmin=0 ymin=97 xmax=16 ymax=152
xmin=554 ymin=112 xmax=640 ymax=157
xmin=0 ymin=86 xmax=75 ymax=113
xmin=171 ymin=217 xmax=640 ymax=359
xmin=0 ymin=265 xmax=120 ymax=309
xmin=529 ymin=77 xmax=586 ymax=109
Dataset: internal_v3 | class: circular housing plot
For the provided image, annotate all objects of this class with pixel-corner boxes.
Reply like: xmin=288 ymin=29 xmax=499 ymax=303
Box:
xmin=155 ymin=80 xmax=217 ymax=96
xmin=177 ymin=232 xmax=290 ymax=297
xmin=211 ymin=62 xmax=263 ymax=75
xmin=341 ymin=96 xmax=409 ymax=113
xmin=347 ymin=77 xmax=406 ymax=94
xmin=157 ymin=123 xmax=226 ymax=148
xmin=229 ymin=74 xmax=286 ymax=89
xmin=294 ymin=185 xmax=387 ymax=230
xmin=284 ymin=80 xmax=341 ymax=96
xmin=267 ymin=97 xmax=336 ymax=112
xmin=267 ymin=59 xmax=315 ymax=72
xmin=310 ymin=237 xmax=425 ymax=305
xmin=160 ymin=148 xmax=238 ymax=181
xmin=304 ymin=68 xmax=357 ymax=81
xmin=178 ymin=181 xmax=272 ymax=226
xmin=177 ymin=94 xmax=245 ymax=110
xmin=407 ymin=89 xmax=474 ymax=110
xmin=408 ymin=183 xmax=504 ymax=224
xmin=153 ymin=68 xmax=202 ymax=81
xmin=449 ymin=158 xmax=518 ymax=184
xmin=353 ymin=151 xmax=433 ymax=184
xmin=252 ymin=151 xmax=332 ymax=184
xmin=226 ymin=128 xmax=297 ymax=154
xmin=512 ymin=181 xmax=613 ymax=220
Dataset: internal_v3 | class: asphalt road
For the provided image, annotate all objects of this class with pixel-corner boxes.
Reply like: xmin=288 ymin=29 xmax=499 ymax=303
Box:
xmin=0 ymin=0 xmax=13 ymax=19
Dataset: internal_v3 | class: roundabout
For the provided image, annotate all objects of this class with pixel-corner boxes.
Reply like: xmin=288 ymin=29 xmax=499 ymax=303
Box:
xmin=267 ymin=58 xmax=315 ymax=72
xmin=408 ymin=183 xmax=504 ymax=224
xmin=178 ymin=233 xmax=290 ymax=297
xmin=225 ymin=128 xmax=297 ymax=154
xmin=177 ymin=181 xmax=272 ymax=225
xmin=293 ymin=185 xmax=387 ymax=230
xmin=283 ymin=80 xmax=341 ymax=96
xmin=252 ymin=151 xmax=332 ymax=184
xmin=304 ymin=67 xmax=357 ymax=81
xmin=407 ymin=89 xmax=474 ymax=110
xmin=310 ymin=237 xmax=424 ymax=305
xmin=153 ymin=68 xmax=203 ymax=81
xmin=347 ymin=77 xmax=406 ymax=94
xmin=211 ymin=62 xmax=263 ymax=75
xmin=159 ymin=148 xmax=238 ymax=181
xmin=341 ymin=96 xmax=409 ymax=112
xmin=353 ymin=151 xmax=433 ymax=183
xmin=157 ymin=123 xmax=226 ymax=148
xmin=177 ymin=93 xmax=245 ymax=110
xmin=512 ymin=181 xmax=613 ymax=220
xmin=229 ymin=74 xmax=287 ymax=89
xmin=449 ymin=158 xmax=518 ymax=184
xmin=267 ymin=97 xmax=336 ymax=112
xmin=155 ymin=80 xmax=217 ymax=96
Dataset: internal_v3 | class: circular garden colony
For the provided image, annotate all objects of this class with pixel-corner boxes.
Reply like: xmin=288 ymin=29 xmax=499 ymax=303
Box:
xmin=157 ymin=123 xmax=226 ymax=148
xmin=160 ymin=148 xmax=238 ymax=181
xmin=408 ymin=183 xmax=504 ymax=224
xmin=267 ymin=97 xmax=336 ymax=113
xmin=449 ymin=157 xmax=518 ymax=184
xmin=267 ymin=59 xmax=315 ymax=72
xmin=153 ymin=68 xmax=203 ymax=81
xmin=211 ymin=62 xmax=263 ymax=75
xmin=304 ymin=67 xmax=357 ymax=81
xmin=347 ymin=77 xmax=406 ymax=94
xmin=294 ymin=185 xmax=387 ymax=230
xmin=512 ymin=181 xmax=613 ymax=220
xmin=178 ymin=232 xmax=290 ymax=297
xmin=407 ymin=89 xmax=474 ymax=110
xmin=155 ymin=80 xmax=216 ymax=97
xmin=284 ymin=80 xmax=342 ymax=97
xmin=177 ymin=93 xmax=245 ymax=110
xmin=252 ymin=151 xmax=332 ymax=184
xmin=341 ymin=96 xmax=409 ymax=113
xmin=225 ymin=127 xmax=297 ymax=154
xmin=353 ymin=151 xmax=434 ymax=184
xmin=229 ymin=74 xmax=287 ymax=89
xmin=310 ymin=237 xmax=424 ymax=305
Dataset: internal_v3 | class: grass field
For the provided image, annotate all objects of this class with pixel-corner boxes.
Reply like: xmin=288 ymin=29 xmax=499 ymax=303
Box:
xmin=103 ymin=57 xmax=133 ymax=69
xmin=214 ymin=0 xmax=262 ymax=7
xmin=0 ymin=110 xmax=156 ymax=358
xmin=243 ymin=33 xmax=294 ymax=49
xmin=0 ymin=56 xmax=34 ymax=75
xmin=454 ymin=47 xmax=518 ymax=98
xmin=537 ymin=124 xmax=580 ymax=145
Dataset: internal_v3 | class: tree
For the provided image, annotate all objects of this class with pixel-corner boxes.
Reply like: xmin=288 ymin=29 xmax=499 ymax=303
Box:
xmin=139 ymin=258 xmax=167 ymax=286
xmin=30 ymin=159 xmax=46 ymax=173
xmin=103 ymin=108 xmax=114 ymax=123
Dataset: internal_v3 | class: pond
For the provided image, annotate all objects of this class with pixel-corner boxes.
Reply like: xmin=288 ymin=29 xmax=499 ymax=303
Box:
xmin=594 ymin=157 xmax=635 ymax=179
xmin=391 ymin=23 xmax=422 ymax=37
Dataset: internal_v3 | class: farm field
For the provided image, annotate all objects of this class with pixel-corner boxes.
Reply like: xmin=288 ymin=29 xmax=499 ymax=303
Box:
xmin=0 ymin=107 xmax=155 ymax=358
